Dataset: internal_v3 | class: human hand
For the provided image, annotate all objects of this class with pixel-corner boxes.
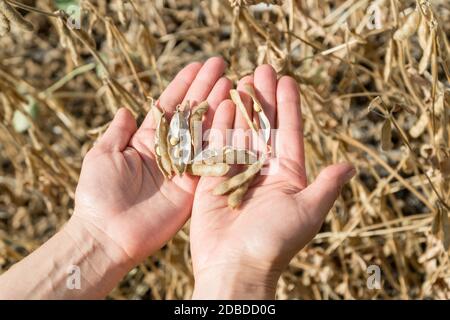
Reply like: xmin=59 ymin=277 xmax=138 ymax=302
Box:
xmin=71 ymin=57 xmax=232 ymax=269
xmin=0 ymin=58 xmax=234 ymax=299
xmin=190 ymin=65 xmax=355 ymax=299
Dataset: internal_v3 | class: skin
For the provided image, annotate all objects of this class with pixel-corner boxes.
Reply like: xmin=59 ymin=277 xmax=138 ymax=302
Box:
xmin=191 ymin=65 xmax=355 ymax=299
xmin=0 ymin=60 xmax=355 ymax=299
xmin=0 ymin=57 xmax=232 ymax=299
xmin=73 ymin=57 xmax=231 ymax=264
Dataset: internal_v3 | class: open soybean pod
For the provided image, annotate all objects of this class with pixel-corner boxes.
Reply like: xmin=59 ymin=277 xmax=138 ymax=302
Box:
xmin=168 ymin=104 xmax=191 ymax=175
xmin=213 ymin=155 xmax=265 ymax=196
xmin=151 ymin=101 xmax=164 ymax=127
xmin=194 ymin=147 xmax=257 ymax=165
xmin=190 ymin=100 xmax=209 ymax=157
xmin=243 ymin=84 xmax=271 ymax=145
xmin=0 ymin=0 xmax=33 ymax=32
xmin=256 ymin=110 xmax=271 ymax=145
xmin=222 ymin=146 xmax=257 ymax=165
xmin=153 ymin=104 xmax=172 ymax=178
xmin=243 ymin=84 xmax=262 ymax=112
xmin=187 ymin=163 xmax=230 ymax=177
xmin=230 ymin=89 xmax=257 ymax=132
xmin=192 ymin=148 xmax=221 ymax=165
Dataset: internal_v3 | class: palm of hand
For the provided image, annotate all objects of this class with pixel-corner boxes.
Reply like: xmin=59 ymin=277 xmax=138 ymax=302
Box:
xmin=75 ymin=140 xmax=194 ymax=262
xmin=192 ymin=159 xmax=310 ymax=273
xmin=74 ymin=58 xmax=231 ymax=263
xmin=190 ymin=65 xmax=354 ymax=277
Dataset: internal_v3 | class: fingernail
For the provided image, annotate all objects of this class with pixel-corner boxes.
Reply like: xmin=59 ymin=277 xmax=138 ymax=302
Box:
xmin=343 ymin=166 xmax=356 ymax=183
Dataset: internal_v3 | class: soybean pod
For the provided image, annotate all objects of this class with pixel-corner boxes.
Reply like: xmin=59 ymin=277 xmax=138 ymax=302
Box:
xmin=187 ymin=163 xmax=230 ymax=177
xmin=213 ymin=155 xmax=265 ymax=196
xmin=243 ymin=84 xmax=271 ymax=145
xmin=190 ymin=101 xmax=209 ymax=156
xmin=228 ymin=178 xmax=253 ymax=209
xmin=167 ymin=103 xmax=191 ymax=175
xmin=153 ymin=103 xmax=172 ymax=178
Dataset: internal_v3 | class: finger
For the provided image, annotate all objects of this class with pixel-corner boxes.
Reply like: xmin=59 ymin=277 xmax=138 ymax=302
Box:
xmin=159 ymin=61 xmax=203 ymax=113
xmin=276 ymin=76 xmax=302 ymax=131
xmin=233 ymin=75 xmax=253 ymax=149
xmin=208 ymin=99 xmax=235 ymax=149
xmin=275 ymin=76 xmax=306 ymax=185
xmin=295 ymin=164 xmax=356 ymax=230
xmin=196 ymin=100 xmax=236 ymax=195
xmin=97 ymin=108 xmax=137 ymax=152
xmin=183 ymin=56 xmax=226 ymax=106
xmin=203 ymin=77 xmax=233 ymax=130
xmin=138 ymin=62 xmax=203 ymax=134
xmin=254 ymin=64 xmax=277 ymax=128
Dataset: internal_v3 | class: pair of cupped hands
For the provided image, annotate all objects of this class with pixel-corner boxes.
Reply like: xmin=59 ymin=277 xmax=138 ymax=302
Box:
xmin=72 ymin=57 xmax=355 ymax=299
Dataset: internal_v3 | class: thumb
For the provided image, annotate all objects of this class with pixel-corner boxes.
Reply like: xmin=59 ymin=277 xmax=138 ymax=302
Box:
xmin=295 ymin=163 xmax=355 ymax=229
xmin=97 ymin=108 xmax=137 ymax=152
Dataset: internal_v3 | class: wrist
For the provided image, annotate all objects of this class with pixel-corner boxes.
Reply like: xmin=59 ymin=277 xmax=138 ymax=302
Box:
xmin=0 ymin=216 xmax=132 ymax=299
xmin=192 ymin=264 xmax=280 ymax=300
xmin=67 ymin=211 xmax=137 ymax=269
xmin=61 ymin=216 xmax=133 ymax=297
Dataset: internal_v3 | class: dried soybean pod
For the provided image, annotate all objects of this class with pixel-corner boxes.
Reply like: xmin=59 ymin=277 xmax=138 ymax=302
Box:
xmin=151 ymin=102 xmax=164 ymax=128
xmin=156 ymin=119 xmax=173 ymax=178
xmin=417 ymin=16 xmax=428 ymax=50
xmin=201 ymin=147 xmax=235 ymax=164
xmin=155 ymin=148 xmax=168 ymax=178
xmin=190 ymin=101 xmax=209 ymax=124
xmin=222 ymin=147 xmax=257 ymax=165
xmin=58 ymin=10 xmax=96 ymax=50
xmin=228 ymin=178 xmax=253 ymax=209
xmin=393 ymin=9 xmax=420 ymax=41
xmin=117 ymin=0 xmax=127 ymax=25
xmin=109 ymin=78 xmax=141 ymax=115
xmin=409 ymin=111 xmax=428 ymax=138
xmin=213 ymin=156 xmax=264 ymax=196
xmin=243 ymin=84 xmax=271 ymax=144
xmin=381 ymin=119 xmax=393 ymax=151
xmin=0 ymin=12 xmax=9 ymax=36
xmin=442 ymin=91 xmax=449 ymax=148
xmin=367 ymin=96 xmax=382 ymax=112
xmin=104 ymin=81 xmax=119 ymax=113
xmin=153 ymin=104 xmax=172 ymax=178
xmin=244 ymin=83 xmax=262 ymax=112
xmin=0 ymin=0 xmax=33 ymax=32
xmin=383 ymin=39 xmax=394 ymax=82
xmin=56 ymin=17 xmax=79 ymax=65
xmin=74 ymin=27 xmax=97 ymax=50
xmin=230 ymin=89 xmax=257 ymax=132
xmin=168 ymin=105 xmax=191 ymax=175
xmin=441 ymin=204 xmax=450 ymax=251
xmin=257 ymin=109 xmax=271 ymax=144
xmin=418 ymin=26 xmax=434 ymax=74
xmin=190 ymin=100 xmax=209 ymax=155
xmin=187 ymin=163 xmax=230 ymax=176
xmin=431 ymin=207 xmax=441 ymax=235
xmin=192 ymin=148 xmax=220 ymax=165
